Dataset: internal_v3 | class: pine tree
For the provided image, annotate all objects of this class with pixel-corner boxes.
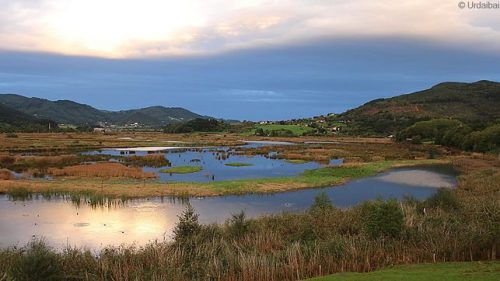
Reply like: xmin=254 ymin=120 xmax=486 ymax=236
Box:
xmin=173 ymin=203 xmax=201 ymax=242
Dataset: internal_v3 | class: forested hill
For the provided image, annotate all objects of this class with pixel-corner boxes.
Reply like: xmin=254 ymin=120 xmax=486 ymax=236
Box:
xmin=0 ymin=104 xmax=56 ymax=132
xmin=338 ymin=80 xmax=500 ymax=135
xmin=0 ymin=94 xmax=203 ymax=126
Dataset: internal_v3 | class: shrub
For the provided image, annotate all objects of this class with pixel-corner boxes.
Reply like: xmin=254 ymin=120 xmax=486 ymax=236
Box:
xmin=0 ymin=155 xmax=15 ymax=168
xmin=9 ymin=239 xmax=62 ymax=281
xmin=425 ymin=188 xmax=460 ymax=211
xmin=254 ymin=128 xmax=265 ymax=136
xmin=364 ymin=199 xmax=404 ymax=239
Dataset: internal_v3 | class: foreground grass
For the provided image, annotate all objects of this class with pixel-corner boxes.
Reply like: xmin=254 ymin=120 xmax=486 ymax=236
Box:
xmin=306 ymin=262 xmax=500 ymax=281
xmin=159 ymin=166 xmax=203 ymax=174
xmin=0 ymin=159 xmax=450 ymax=198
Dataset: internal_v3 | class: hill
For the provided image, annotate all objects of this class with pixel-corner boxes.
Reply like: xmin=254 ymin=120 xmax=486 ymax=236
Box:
xmin=0 ymin=104 xmax=56 ymax=132
xmin=0 ymin=94 xmax=203 ymax=127
xmin=337 ymin=80 xmax=500 ymax=135
xmin=112 ymin=106 xmax=203 ymax=126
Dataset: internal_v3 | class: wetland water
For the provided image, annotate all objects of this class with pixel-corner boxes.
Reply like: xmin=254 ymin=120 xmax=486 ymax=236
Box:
xmin=0 ymin=165 xmax=457 ymax=250
xmin=85 ymin=142 xmax=330 ymax=182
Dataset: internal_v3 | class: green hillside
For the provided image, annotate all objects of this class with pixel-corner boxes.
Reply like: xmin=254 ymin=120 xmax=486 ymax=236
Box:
xmin=0 ymin=94 xmax=108 ymax=125
xmin=337 ymin=80 xmax=500 ymax=135
xmin=0 ymin=104 xmax=56 ymax=132
xmin=113 ymin=106 xmax=202 ymax=126
xmin=0 ymin=94 xmax=203 ymax=126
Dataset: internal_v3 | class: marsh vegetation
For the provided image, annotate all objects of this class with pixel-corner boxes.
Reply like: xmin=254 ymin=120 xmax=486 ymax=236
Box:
xmin=0 ymin=161 xmax=498 ymax=280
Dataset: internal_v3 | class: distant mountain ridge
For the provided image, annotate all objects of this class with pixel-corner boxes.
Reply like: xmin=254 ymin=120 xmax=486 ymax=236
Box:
xmin=337 ymin=80 xmax=500 ymax=135
xmin=0 ymin=103 xmax=56 ymax=132
xmin=0 ymin=94 xmax=204 ymax=127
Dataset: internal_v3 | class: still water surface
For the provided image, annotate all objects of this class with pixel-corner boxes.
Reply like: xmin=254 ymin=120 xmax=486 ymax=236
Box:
xmin=86 ymin=143 xmax=332 ymax=182
xmin=0 ymin=165 xmax=457 ymax=250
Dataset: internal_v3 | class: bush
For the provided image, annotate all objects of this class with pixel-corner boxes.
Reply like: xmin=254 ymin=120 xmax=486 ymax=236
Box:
xmin=9 ymin=239 xmax=62 ymax=281
xmin=425 ymin=188 xmax=460 ymax=211
xmin=254 ymin=128 xmax=265 ymax=136
xmin=364 ymin=199 xmax=404 ymax=239
xmin=0 ymin=155 xmax=15 ymax=168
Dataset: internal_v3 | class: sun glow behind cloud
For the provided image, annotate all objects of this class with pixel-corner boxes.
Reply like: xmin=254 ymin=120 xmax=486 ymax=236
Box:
xmin=45 ymin=0 xmax=206 ymax=54
xmin=0 ymin=0 xmax=499 ymax=58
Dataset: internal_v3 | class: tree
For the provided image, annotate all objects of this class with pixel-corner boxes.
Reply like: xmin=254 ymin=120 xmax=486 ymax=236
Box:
xmin=228 ymin=211 xmax=250 ymax=237
xmin=310 ymin=192 xmax=334 ymax=213
xmin=173 ymin=203 xmax=201 ymax=242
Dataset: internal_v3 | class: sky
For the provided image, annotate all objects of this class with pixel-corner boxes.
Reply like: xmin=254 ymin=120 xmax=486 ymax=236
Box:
xmin=0 ymin=0 xmax=499 ymax=120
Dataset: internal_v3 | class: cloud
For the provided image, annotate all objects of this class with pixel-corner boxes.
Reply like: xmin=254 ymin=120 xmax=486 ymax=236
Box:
xmin=0 ymin=36 xmax=499 ymax=120
xmin=0 ymin=0 xmax=499 ymax=58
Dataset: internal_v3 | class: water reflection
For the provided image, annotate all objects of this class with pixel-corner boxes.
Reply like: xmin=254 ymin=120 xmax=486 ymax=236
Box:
xmin=86 ymin=146 xmax=330 ymax=182
xmin=0 ymin=165 xmax=457 ymax=250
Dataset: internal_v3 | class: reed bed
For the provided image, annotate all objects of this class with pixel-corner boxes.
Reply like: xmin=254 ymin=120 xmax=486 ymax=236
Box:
xmin=0 ymin=168 xmax=14 ymax=180
xmin=123 ymin=154 xmax=171 ymax=167
xmin=48 ymin=162 xmax=157 ymax=179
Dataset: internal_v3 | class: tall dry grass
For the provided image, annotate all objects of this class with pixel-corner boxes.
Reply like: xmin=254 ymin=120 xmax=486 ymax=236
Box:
xmin=48 ymin=163 xmax=157 ymax=179
xmin=124 ymin=154 xmax=171 ymax=167
xmin=0 ymin=169 xmax=14 ymax=180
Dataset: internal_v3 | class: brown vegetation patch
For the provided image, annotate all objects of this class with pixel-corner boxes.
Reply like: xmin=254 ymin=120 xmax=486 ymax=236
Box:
xmin=48 ymin=163 xmax=157 ymax=179
xmin=124 ymin=154 xmax=171 ymax=167
xmin=0 ymin=169 xmax=14 ymax=180
xmin=16 ymin=155 xmax=80 ymax=166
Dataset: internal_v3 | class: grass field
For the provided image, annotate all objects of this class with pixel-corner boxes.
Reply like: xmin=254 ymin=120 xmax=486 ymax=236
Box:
xmin=248 ymin=124 xmax=314 ymax=136
xmin=306 ymin=262 xmax=500 ymax=281
xmin=286 ymin=159 xmax=309 ymax=164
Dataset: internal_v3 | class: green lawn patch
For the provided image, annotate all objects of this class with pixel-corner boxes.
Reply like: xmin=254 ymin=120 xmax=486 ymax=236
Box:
xmin=306 ymin=262 xmax=500 ymax=281
xmin=286 ymin=159 xmax=309 ymax=164
xmin=246 ymin=124 xmax=314 ymax=136
xmin=159 ymin=166 xmax=202 ymax=174
xmin=224 ymin=162 xmax=254 ymax=167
